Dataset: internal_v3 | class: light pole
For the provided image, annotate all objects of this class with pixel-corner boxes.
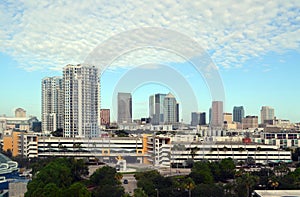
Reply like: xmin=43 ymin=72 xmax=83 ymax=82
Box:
xmin=155 ymin=188 xmax=159 ymax=197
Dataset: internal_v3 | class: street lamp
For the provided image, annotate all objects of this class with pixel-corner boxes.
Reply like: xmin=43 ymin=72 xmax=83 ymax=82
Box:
xmin=155 ymin=188 xmax=159 ymax=197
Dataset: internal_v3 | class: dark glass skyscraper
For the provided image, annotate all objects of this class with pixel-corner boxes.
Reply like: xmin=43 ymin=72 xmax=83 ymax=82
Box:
xmin=233 ymin=106 xmax=244 ymax=123
xmin=191 ymin=112 xmax=206 ymax=126
xmin=149 ymin=93 xmax=166 ymax=125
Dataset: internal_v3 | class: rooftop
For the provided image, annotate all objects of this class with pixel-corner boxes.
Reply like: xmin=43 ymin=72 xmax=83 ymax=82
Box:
xmin=254 ymin=190 xmax=300 ymax=197
xmin=0 ymin=153 xmax=12 ymax=164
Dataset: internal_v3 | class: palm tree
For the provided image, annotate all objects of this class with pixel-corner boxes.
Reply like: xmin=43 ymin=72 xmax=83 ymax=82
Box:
xmin=47 ymin=143 xmax=52 ymax=155
xmin=183 ymin=177 xmax=195 ymax=197
xmin=58 ymin=143 xmax=64 ymax=152
xmin=274 ymin=163 xmax=290 ymax=177
xmin=115 ymin=172 xmax=123 ymax=182
xmin=190 ymin=146 xmax=199 ymax=160
xmin=268 ymin=176 xmax=279 ymax=190
xmin=236 ymin=172 xmax=259 ymax=197
xmin=256 ymin=146 xmax=261 ymax=152
xmin=73 ymin=143 xmax=82 ymax=152
xmin=239 ymin=147 xmax=245 ymax=152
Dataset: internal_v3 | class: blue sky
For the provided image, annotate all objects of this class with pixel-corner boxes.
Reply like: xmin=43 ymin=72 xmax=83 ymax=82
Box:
xmin=0 ymin=1 xmax=300 ymax=123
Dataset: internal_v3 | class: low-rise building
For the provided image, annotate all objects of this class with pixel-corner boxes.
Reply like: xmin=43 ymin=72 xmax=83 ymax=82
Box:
xmin=147 ymin=135 xmax=292 ymax=167
xmin=252 ymin=131 xmax=300 ymax=149
xmin=2 ymin=131 xmax=293 ymax=168
xmin=242 ymin=116 xmax=258 ymax=129
xmin=3 ymin=131 xmax=38 ymax=158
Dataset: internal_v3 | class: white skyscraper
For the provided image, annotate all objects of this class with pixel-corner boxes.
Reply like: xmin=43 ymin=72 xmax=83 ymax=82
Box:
xmin=163 ymin=93 xmax=178 ymax=124
xmin=42 ymin=76 xmax=64 ymax=134
xmin=63 ymin=64 xmax=100 ymax=138
xmin=260 ymin=106 xmax=275 ymax=124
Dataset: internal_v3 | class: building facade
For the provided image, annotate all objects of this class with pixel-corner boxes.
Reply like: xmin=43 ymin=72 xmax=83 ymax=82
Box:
xmin=191 ymin=112 xmax=200 ymax=126
xmin=100 ymin=109 xmax=110 ymax=126
xmin=191 ymin=112 xmax=206 ymax=126
xmin=252 ymin=131 xmax=300 ymax=149
xmin=63 ymin=64 xmax=100 ymax=138
xmin=15 ymin=108 xmax=26 ymax=118
xmin=260 ymin=106 xmax=275 ymax=124
xmin=163 ymin=93 xmax=178 ymax=124
xmin=149 ymin=94 xmax=166 ymax=125
xmin=223 ymin=113 xmax=233 ymax=124
xmin=242 ymin=116 xmax=258 ymax=129
xmin=200 ymin=112 xmax=206 ymax=125
xmin=41 ymin=76 xmax=64 ymax=134
xmin=0 ymin=116 xmax=39 ymax=133
xmin=118 ymin=93 xmax=132 ymax=123
xmin=147 ymin=135 xmax=292 ymax=167
xmin=2 ymin=131 xmax=293 ymax=167
xmin=211 ymin=101 xmax=223 ymax=128
xmin=233 ymin=106 xmax=244 ymax=123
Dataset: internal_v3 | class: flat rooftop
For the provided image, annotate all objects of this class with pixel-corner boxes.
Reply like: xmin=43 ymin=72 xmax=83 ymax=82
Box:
xmin=254 ymin=190 xmax=300 ymax=197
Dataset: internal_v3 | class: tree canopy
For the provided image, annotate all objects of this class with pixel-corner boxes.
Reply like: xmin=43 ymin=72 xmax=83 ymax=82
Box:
xmin=25 ymin=158 xmax=90 ymax=197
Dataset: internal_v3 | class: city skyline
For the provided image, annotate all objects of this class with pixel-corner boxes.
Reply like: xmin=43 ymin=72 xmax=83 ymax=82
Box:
xmin=1 ymin=1 xmax=300 ymax=122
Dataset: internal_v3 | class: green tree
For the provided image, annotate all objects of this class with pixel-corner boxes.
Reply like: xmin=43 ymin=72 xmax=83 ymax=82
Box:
xmin=115 ymin=172 xmax=123 ymax=181
xmin=235 ymin=172 xmax=259 ymax=197
xmin=190 ymin=161 xmax=213 ymax=184
xmin=135 ymin=170 xmax=173 ymax=197
xmin=219 ymin=158 xmax=235 ymax=181
xmin=90 ymin=166 xmax=124 ymax=197
xmin=274 ymin=163 xmax=290 ymax=177
xmin=25 ymin=158 xmax=89 ymax=197
xmin=70 ymin=158 xmax=89 ymax=181
xmin=253 ymin=168 xmax=274 ymax=187
xmin=278 ymin=167 xmax=300 ymax=189
xmin=208 ymin=162 xmax=221 ymax=181
xmin=134 ymin=188 xmax=148 ymax=197
xmin=41 ymin=183 xmax=62 ymax=197
xmin=193 ymin=184 xmax=224 ymax=197
xmin=183 ymin=177 xmax=195 ymax=197
xmin=65 ymin=182 xmax=91 ymax=197
xmin=34 ymin=159 xmax=73 ymax=188
xmin=90 ymin=166 xmax=120 ymax=186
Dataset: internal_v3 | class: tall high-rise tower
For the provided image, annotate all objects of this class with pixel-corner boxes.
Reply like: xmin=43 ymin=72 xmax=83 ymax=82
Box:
xmin=260 ymin=106 xmax=275 ymax=124
xmin=191 ymin=112 xmax=201 ymax=126
xmin=63 ymin=64 xmax=100 ymax=138
xmin=211 ymin=101 xmax=223 ymax=128
xmin=149 ymin=93 xmax=166 ymax=125
xmin=233 ymin=106 xmax=244 ymax=123
xmin=42 ymin=76 xmax=64 ymax=134
xmin=163 ymin=93 xmax=178 ymax=124
xmin=118 ymin=92 xmax=132 ymax=123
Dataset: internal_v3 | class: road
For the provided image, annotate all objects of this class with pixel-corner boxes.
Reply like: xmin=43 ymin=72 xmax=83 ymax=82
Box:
xmin=159 ymin=168 xmax=191 ymax=177
xmin=122 ymin=174 xmax=137 ymax=195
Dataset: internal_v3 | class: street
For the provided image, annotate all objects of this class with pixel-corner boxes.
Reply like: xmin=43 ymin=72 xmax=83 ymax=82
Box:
xmin=122 ymin=174 xmax=137 ymax=195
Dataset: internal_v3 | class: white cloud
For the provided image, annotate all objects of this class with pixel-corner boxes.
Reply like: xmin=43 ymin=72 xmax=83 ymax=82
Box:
xmin=0 ymin=0 xmax=300 ymax=71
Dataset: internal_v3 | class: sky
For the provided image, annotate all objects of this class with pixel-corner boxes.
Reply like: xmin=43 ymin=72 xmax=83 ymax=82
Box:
xmin=0 ymin=0 xmax=300 ymax=123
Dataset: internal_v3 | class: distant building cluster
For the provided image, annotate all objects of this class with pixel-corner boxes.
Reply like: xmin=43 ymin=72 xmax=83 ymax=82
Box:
xmin=37 ymin=63 xmax=296 ymax=138
xmin=0 ymin=108 xmax=40 ymax=136
xmin=2 ymin=63 xmax=300 ymax=173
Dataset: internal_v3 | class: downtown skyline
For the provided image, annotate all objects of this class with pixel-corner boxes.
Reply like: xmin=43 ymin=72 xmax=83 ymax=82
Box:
xmin=0 ymin=1 xmax=300 ymax=123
